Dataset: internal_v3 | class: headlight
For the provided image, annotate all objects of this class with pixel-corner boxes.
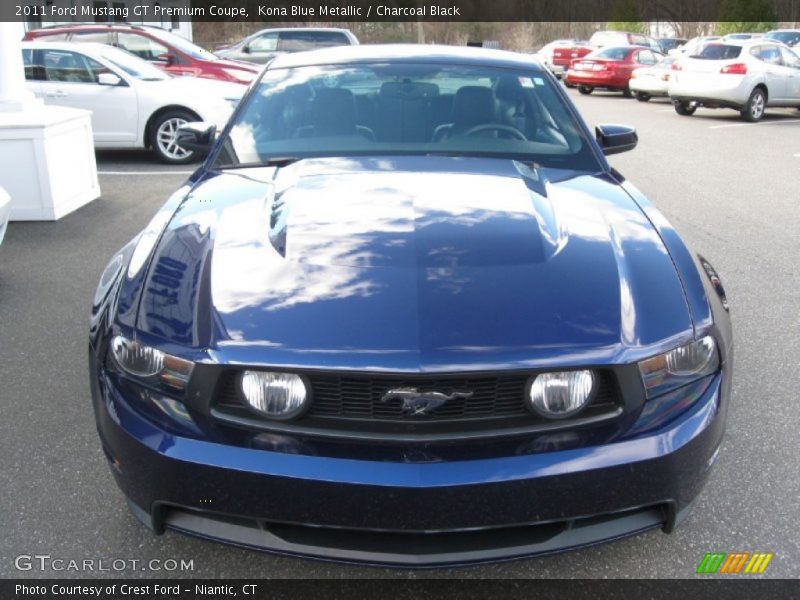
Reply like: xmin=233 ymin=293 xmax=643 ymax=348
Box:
xmin=109 ymin=335 xmax=194 ymax=393
xmin=221 ymin=68 xmax=256 ymax=83
xmin=639 ymin=335 xmax=719 ymax=398
xmin=240 ymin=371 xmax=309 ymax=420
xmin=526 ymin=370 xmax=595 ymax=418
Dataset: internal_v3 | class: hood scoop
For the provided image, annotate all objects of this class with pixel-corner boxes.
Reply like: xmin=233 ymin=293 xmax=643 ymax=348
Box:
xmin=266 ymin=168 xmax=564 ymax=269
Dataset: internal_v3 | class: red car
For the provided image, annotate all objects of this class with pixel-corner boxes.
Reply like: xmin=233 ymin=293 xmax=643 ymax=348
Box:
xmin=23 ymin=23 xmax=259 ymax=85
xmin=566 ymin=45 xmax=663 ymax=96
xmin=552 ymin=42 xmax=593 ymax=82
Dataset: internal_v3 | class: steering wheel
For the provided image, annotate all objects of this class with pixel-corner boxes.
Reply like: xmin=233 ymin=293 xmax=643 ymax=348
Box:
xmin=464 ymin=124 xmax=527 ymax=141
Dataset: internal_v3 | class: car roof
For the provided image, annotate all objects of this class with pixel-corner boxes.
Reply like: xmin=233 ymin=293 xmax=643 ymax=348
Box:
xmin=22 ymin=40 xmax=120 ymax=57
xmin=33 ymin=22 xmax=161 ymax=33
xmin=268 ymin=44 xmax=545 ymax=70
xmin=707 ymin=38 xmax=780 ymax=47
xmin=249 ymin=27 xmax=354 ymax=34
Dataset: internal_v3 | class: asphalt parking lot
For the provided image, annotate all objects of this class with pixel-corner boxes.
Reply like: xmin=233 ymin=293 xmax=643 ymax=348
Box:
xmin=1 ymin=89 xmax=798 ymax=579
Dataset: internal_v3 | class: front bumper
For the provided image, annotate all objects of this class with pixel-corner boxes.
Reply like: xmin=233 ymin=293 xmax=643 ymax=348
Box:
xmin=94 ymin=370 xmax=727 ymax=567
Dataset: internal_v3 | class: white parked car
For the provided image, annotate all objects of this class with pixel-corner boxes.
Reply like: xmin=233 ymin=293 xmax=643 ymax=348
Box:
xmin=629 ymin=56 xmax=677 ymax=101
xmin=675 ymin=36 xmax=720 ymax=56
xmin=0 ymin=186 xmax=9 ymax=248
xmin=669 ymin=40 xmax=800 ymax=121
xmin=21 ymin=42 xmax=244 ymax=163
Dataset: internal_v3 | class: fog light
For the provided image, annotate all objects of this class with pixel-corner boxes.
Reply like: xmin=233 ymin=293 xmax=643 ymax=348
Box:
xmin=240 ymin=371 xmax=309 ymax=419
xmin=527 ymin=370 xmax=595 ymax=418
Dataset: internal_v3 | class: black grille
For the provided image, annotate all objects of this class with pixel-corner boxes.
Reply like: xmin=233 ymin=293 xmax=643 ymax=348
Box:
xmin=214 ymin=370 xmax=620 ymax=435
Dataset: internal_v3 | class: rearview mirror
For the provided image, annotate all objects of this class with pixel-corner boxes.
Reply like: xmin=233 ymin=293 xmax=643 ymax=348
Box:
xmin=595 ymin=124 xmax=638 ymax=155
xmin=97 ymin=72 xmax=122 ymax=86
xmin=176 ymin=122 xmax=216 ymax=153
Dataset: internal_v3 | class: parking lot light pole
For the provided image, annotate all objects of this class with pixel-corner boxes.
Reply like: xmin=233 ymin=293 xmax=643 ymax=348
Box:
xmin=0 ymin=21 xmax=101 ymax=221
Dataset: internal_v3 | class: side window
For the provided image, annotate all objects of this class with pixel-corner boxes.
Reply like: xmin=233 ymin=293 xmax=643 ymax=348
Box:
xmin=248 ymin=32 xmax=278 ymax=53
xmin=22 ymin=49 xmax=45 ymax=81
xmin=116 ymin=33 xmax=169 ymax=62
xmin=86 ymin=57 xmax=114 ymax=83
xmin=308 ymin=32 xmax=350 ymax=48
xmin=70 ymin=31 xmax=110 ymax=44
xmin=761 ymin=45 xmax=782 ymax=65
xmin=780 ymin=47 xmax=800 ymax=68
xmin=277 ymin=31 xmax=348 ymax=52
xmin=39 ymin=33 xmax=70 ymax=42
xmin=637 ymin=50 xmax=657 ymax=65
xmin=42 ymin=49 xmax=95 ymax=83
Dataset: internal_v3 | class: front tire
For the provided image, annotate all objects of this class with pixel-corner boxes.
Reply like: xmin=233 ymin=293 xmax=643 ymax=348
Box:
xmin=740 ymin=88 xmax=766 ymax=122
xmin=674 ymin=100 xmax=697 ymax=116
xmin=578 ymin=85 xmax=594 ymax=95
xmin=635 ymin=92 xmax=651 ymax=102
xmin=150 ymin=110 xmax=198 ymax=164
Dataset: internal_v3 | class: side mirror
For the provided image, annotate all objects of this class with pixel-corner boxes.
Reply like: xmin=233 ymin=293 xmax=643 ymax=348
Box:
xmin=176 ymin=122 xmax=216 ymax=153
xmin=97 ymin=72 xmax=122 ymax=86
xmin=242 ymin=44 xmax=251 ymax=54
xmin=596 ymin=124 xmax=637 ymax=156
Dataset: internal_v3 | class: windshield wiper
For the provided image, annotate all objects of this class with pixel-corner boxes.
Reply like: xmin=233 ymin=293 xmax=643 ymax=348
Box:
xmin=220 ymin=157 xmax=302 ymax=170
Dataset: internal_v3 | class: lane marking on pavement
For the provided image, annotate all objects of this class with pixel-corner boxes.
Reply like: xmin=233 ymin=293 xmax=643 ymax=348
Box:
xmin=98 ymin=170 xmax=194 ymax=175
xmin=708 ymin=119 xmax=800 ymax=129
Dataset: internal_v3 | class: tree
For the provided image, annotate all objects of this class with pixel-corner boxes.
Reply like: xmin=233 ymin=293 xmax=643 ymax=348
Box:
xmin=716 ymin=0 xmax=777 ymax=34
xmin=608 ymin=0 xmax=648 ymax=34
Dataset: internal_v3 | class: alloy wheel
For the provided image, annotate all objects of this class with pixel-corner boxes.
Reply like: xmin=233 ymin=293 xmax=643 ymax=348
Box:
xmin=156 ymin=117 xmax=192 ymax=161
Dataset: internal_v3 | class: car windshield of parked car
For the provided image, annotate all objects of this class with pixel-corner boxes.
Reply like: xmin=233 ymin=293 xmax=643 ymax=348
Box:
xmin=592 ymin=47 xmax=630 ymax=60
xmin=692 ymin=44 xmax=742 ymax=59
xmin=147 ymin=28 xmax=218 ymax=61
xmin=765 ymin=31 xmax=800 ymax=46
xmin=213 ymin=63 xmax=600 ymax=171
xmin=98 ymin=46 xmax=170 ymax=81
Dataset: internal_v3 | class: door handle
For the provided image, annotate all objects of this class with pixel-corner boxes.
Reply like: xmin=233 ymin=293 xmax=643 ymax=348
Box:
xmin=45 ymin=90 xmax=68 ymax=98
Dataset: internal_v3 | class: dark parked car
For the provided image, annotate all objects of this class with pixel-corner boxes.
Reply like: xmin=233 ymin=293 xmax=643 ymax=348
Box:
xmin=656 ymin=37 xmax=687 ymax=54
xmin=90 ymin=45 xmax=732 ymax=567
xmin=216 ymin=27 xmax=359 ymax=64
xmin=566 ymin=45 xmax=664 ymax=96
xmin=764 ymin=29 xmax=800 ymax=47
xmin=24 ymin=23 xmax=259 ymax=84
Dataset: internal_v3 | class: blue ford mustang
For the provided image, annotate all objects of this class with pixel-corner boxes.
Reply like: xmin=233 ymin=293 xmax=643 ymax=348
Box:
xmin=89 ymin=45 xmax=733 ymax=566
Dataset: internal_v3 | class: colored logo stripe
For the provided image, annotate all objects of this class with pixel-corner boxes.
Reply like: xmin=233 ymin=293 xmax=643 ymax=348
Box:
xmin=697 ymin=552 xmax=773 ymax=574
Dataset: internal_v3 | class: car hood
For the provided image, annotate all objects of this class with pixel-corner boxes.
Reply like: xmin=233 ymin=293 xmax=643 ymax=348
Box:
xmin=207 ymin=56 xmax=261 ymax=72
xmin=134 ymin=156 xmax=694 ymax=371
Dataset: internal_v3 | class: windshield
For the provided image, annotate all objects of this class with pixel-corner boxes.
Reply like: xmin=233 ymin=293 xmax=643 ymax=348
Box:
xmin=213 ymin=63 xmax=600 ymax=171
xmin=693 ymin=44 xmax=742 ymax=60
xmin=100 ymin=46 xmax=170 ymax=80
xmin=147 ymin=28 xmax=218 ymax=61
xmin=592 ymin=47 xmax=631 ymax=60
xmin=765 ymin=31 xmax=800 ymax=46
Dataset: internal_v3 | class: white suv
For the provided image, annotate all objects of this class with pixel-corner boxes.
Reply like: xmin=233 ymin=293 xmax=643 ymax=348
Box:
xmin=669 ymin=40 xmax=800 ymax=121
